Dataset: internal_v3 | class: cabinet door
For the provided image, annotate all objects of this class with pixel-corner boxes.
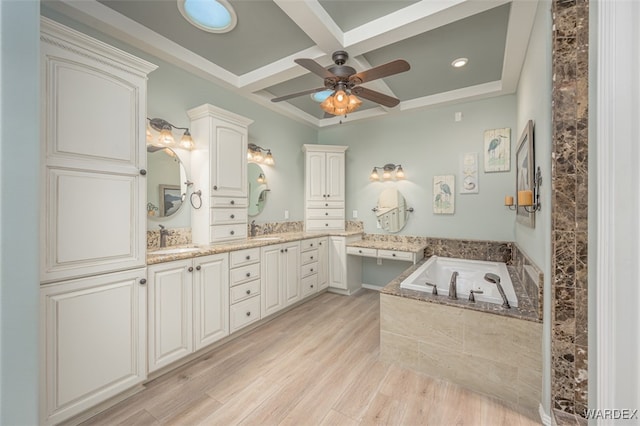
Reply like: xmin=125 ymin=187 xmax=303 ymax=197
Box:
xmin=283 ymin=242 xmax=301 ymax=306
xmin=40 ymin=269 xmax=146 ymax=425
xmin=211 ymin=122 xmax=247 ymax=197
xmin=193 ymin=254 xmax=229 ymax=351
xmin=261 ymin=245 xmax=284 ymax=317
xmin=325 ymin=151 xmax=345 ymax=202
xmin=148 ymin=260 xmax=193 ymax=373
xmin=305 ymin=151 xmax=326 ymax=202
xmin=317 ymin=237 xmax=329 ymax=290
xmin=329 ymin=237 xmax=347 ymax=290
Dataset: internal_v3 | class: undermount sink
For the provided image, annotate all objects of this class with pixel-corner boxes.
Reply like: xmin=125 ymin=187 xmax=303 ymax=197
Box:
xmin=151 ymin=247 xmax=201 ymax=255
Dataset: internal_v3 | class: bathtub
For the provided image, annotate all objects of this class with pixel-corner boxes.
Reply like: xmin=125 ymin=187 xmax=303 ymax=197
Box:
xmin=400 ymin=256 xmax=518 ymax=307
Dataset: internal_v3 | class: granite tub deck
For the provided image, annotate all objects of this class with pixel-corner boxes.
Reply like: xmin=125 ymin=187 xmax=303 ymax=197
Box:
xmin=380 ymin=259 xmax=542 ymax=410
xmin=147 ymin=230 xmax=363 ymax=264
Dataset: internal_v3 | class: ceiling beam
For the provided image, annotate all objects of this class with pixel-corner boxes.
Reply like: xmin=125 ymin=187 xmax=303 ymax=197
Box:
xmin=273 ymin=0 xmax=344 ymax=53
xmin=500 ymin=0 xmax=539 ymax=93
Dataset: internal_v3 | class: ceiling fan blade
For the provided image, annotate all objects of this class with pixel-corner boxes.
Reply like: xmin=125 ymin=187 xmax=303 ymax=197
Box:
xmin=352 ymin=87 xmax=400 ymax=108
xmin=294 ymin=58 xmax=337 ymax=80
xmin=271 ymin=87 xmax=330 ymax=103
xmin=349 ymin=59 xmax=410 ymax=85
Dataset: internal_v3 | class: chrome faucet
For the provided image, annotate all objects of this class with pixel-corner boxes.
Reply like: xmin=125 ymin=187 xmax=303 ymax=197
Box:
xmin=425 ymin=282 xmax=438 ymax=296
xmin=159 ymin=224 xmax=169 ymax=248
xmin=484 ymin=273 xmax=510 ymax=309
xmin=448 ymin=271 xmax=459 ymax=300
xmin=250 ymin=220 xmax=258 ymax=237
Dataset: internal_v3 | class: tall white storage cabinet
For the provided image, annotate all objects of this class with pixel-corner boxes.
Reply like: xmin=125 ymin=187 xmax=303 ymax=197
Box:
xmin=39 ymin=18 xmax=156 ymax=426
xmin=189 ymin=104 xmax=253 ymax=244
xmin=302 ymin=145 xmax=347 ymax=231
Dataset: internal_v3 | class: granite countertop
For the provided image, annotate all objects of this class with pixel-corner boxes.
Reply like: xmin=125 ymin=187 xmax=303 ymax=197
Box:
xmin=381 ymin=259 xmax=541 ymax=323
xmin=346 ymin=239 xmax=427 ymax=253
xmin=147 ymin=230 xmax=363 ymax=265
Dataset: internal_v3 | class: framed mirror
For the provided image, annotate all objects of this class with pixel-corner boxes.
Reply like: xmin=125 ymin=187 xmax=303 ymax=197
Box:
xmin=146 ymin=146 xmax=188 ymax=219
xmin=248 ymin=163 xmax=269 ymax=216
xmin=374 ymin=188 xmax=410 ymax=233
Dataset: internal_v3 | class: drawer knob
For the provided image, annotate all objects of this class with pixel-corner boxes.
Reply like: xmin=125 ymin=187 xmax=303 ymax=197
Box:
xmin=310 ymin=256 xmax=314 ymax=260
xmin=196 ymin=265 xmax=201 ymax=270
xmin=246 ymin=311 xmax=251 ymax=317
xmin=310 ymin=268 xmax=314 ymax=272
xmin=325 ymin=212 xmax=329 ymax=216
xmin=359 ymin=250 xmax=362 ymax=253
xmin=139 ymin=169 xmax=147 ymax=176
xmin=246 ymin=289 xmax=251 ymax=295
xmin=188 ymin=267 xmax=194 ymax=272
xmin=213 ymin=185 xmax=218 ymax=190
xmin=325 ymin=223 xmax=328 ymax=227
xmin=231 ymin=214 xmax=235 ymax=219
xmin=230 ymin=200 xmax=235 ymax=205
xmin=325 ymin=203 xmax=328 ymax=207
xmin=246 ymin=255 xmax=251 ymax=260
xmin=230 ymin=230 xmax=235 ymax=235
xmin=310 ymin=244 xmax=314 ymax=247
xmin=285 ymin=248 xmax=288 ymax=252
xmin=311 ymin=285 xmax=314 ymax=288
xmin=246 ymin=272 xmax=251 ymax=277
xmin=139 ymin=278 xmax=147 ymax=285
xmin=392 ymin=253 xmax=396 ymax=257
xmin=280 ymin=249 xmax=284 ymax=253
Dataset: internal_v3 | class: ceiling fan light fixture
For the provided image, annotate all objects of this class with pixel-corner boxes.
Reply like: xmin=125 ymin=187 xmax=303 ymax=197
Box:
xmin=451 ymin=57 xmax=468 ymax=68
xmin=320 ymin=91 xmax=362 ymax=116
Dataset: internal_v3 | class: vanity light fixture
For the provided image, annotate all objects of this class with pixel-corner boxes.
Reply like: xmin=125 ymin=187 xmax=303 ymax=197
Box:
xmin=369 ymin=163 xmax=405 ymax=181
xmin=256 ymin=173 xmax=266 ymax=184
xmin=505 ymin=166 xmax=542 ymax=212
xmin=147 ymin=118 xmax=194 ymax=150
xmin=247 ymin=143 xmax=275 ymax=166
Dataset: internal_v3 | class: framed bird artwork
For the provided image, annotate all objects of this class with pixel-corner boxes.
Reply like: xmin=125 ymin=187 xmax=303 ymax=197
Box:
xmin=433 ymin=175 xmax=455 ymax=214
xmin=484 ymin=127 xmax=511 ymax=172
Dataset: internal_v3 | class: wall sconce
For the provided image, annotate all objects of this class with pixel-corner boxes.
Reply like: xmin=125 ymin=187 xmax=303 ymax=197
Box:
xmin=247 ymin=143 xmax=275 ymax=166
xmin=369 ymin=163 xmax=405 ymax=181
xmin=147 ymin=118 xmax=194 ymax=150
xmin=505 ymin=166 xmax=542 ymax=212
xmin=256 ymin=173 xmax=266 ymax=184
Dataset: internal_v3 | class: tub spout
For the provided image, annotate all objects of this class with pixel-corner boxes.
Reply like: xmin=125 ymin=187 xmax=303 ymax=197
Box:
xmin=484 ymin=273 xmax=510 ymax=309
xmin=425 ymin=282 xmax=438 ymax=296
xmin=448 ymin=271 xmax=459 ymax=300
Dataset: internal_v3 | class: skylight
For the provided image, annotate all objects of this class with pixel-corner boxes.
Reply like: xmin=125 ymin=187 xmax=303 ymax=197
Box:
xmin=178 ymin=0 xmax=237 ymax=33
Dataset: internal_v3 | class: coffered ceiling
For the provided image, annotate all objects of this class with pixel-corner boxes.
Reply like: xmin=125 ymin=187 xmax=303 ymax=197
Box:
xmin=43 ymin=0 xmax=538 ymax=127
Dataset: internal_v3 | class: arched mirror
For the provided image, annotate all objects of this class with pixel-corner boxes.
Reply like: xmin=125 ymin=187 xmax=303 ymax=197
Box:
xmin=146 ymin=146 xmax=188 ymax=219
xmin=248 ymin=163 xmax=269 ymax=216
xmin=374 ymin=188 xmax=410 ymax=233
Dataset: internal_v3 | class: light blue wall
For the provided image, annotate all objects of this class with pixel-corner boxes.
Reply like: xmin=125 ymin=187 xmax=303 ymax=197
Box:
xmin=319 ymin=96 xmax=518 ymax=242
xmin=515 ymin=0 xmax=553 ymax=415
xmin=0 ymin=1 xmax=40 ymax=424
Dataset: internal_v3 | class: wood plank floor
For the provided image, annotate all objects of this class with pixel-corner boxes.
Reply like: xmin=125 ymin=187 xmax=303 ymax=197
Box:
xmin=81 ymin=290 xmax=542 ymax=426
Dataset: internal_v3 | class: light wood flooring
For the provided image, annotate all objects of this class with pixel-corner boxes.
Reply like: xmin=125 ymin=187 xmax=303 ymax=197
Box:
xmin=81 ymin=290 xmax=542 ymax=426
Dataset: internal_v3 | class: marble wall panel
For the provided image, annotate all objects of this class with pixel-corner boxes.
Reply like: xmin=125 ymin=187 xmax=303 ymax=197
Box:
xmin=147 ymin=227 xmax=191 ymax=250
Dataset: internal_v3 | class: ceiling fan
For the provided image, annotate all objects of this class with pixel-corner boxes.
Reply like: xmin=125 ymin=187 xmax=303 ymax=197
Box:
xmin=270 ymin=51 xmax=410 ymax=116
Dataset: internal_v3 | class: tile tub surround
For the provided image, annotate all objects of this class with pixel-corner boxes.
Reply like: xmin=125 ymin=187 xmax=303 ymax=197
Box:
xmin=550 ymin=0 xmax=589 ymax=419
xmin=380 ymin=292 xmax=542 ymax=409
xmin=513 ymin=244 xmax=544 ymax=321
xmin=147 ymin=227 xmax=191 ymax=250
xmin=421 ymin=237 xmax=513 ymax=264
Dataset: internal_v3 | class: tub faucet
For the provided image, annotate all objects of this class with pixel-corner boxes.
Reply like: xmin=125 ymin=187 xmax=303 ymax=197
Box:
xmin=159 ymin=224 xmax=169 ymax=248
xmin=484 ymin=273 xmax=511 ymax=309
xmin=250 ymin=220 xmax=258 ymax=237
xmin=425 ymin=282 xmax=438 ymax=296
xmin=448 ymin=271 xmax=459 ymax=300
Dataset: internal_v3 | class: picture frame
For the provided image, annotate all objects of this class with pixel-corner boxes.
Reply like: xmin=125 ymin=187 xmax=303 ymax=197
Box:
xmin=515 ymin=120 xmax=535 ymax=227
xmin=159 ymin=184 xmax=182 ymax=217
xmin=433 ymin=175 xmax=455 ymax=214
xmin=483 ymin=127 xmax=511 ymax=172
xmin=459 ymin=152 xmax=479 ymax=194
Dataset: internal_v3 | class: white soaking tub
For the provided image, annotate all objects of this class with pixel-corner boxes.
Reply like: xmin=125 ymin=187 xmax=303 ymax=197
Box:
xmin=400 ymin=256 xmax=518 ymax=307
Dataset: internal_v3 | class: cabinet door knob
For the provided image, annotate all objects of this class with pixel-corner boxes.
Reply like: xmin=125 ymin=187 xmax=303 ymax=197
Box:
xmin=246 ymin=311 xmax=251 ymax=317
xmin=139 ymin=169 xmax=147 ymax=176
xmin=213 ymin=185 xmax=218 ymax=190
xmin=310 ymin=244 xmax=314 ymax=247
xmin=359 ymin=250 xmax=362 ymax=253
xmin=319 ymin=242 xmax=322 ymax=246
xmin=246 ymin=289 xmax=251 ymax=295
xmin=246 ymin=272 xmax=251 ymax=277
xmin=188 ymin=267 xmax=194 ymax=272
xmin=280 ymin=249 xmax=284 ymax=253
xmin=392 ymin=253 xmax=396 ymax=257
xmin=310 ymin=268 xmax=314 ymax=272
xmin=230 ymin=200 xmax=235 ymax=205
xmin=231 ymin=214 xmax=235 ymax=219
xmin=325 ymin=212 xmax=329 ymax=216
xmin=139 ymin=278 xmax=147 ymax=285
xmin=196 ymin=265 xmax=201 ymax=270
xmin=325 ymin=203 xmax=328 ymax=207
xmin=246 ymin=255 xmax=251 ymax=260
xmin=311 ymin=284 xmax=314 ymax=288
xmin=230 ymin=230 xmax=235 ymax=235
xmin=285 ymin=248 xmax=288 ymax=252
xmin=325 ymin=223 xmax=329 ymax=227
xmin=327 ymin=194 xmax=330 ymax=198
xmin=310 ymin=256 xmax=314 ymax=259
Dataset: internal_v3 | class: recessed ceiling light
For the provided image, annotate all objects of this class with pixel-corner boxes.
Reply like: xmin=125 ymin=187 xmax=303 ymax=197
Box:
xmin=451 ymin=58 xmax=468 ymax=68
xmin=310 ymin=90 xmax=334 ymax=103
xmin=178 ymin=0 xmax=237 ymax=33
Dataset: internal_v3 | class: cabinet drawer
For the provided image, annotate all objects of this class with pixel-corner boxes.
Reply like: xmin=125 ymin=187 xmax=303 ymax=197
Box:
xmin=230 ymin=295 xmax=260 ymax=332
xmin=300 ymin=249 xmax=319 ymax=265
xmin=210 ymin=208 xmax=246 ymax=225
xmin=211 ymin=196 xmax=248 ymax=208
xmin=300 ymin=238 xmax=321 ymax=252
xmin=301 ymin=262 xmax=318 ymax=278
xmin=211 ymin=224 xmax=247 ymax=242
xmin=306 ymin=200 xmax=344 ymax=209
xmin=230 ymin=279 xmax=260 ymax=304
xmin=377 ymin=249 xmax=413 ymax=261
xmin=230 ymin=263 xmax=260 ymax=286
xmin=301 ymin=274 xmax=318 ymax=297
xmin=307 ymin=208 xmax=345 ymax=219
xmin=230 ymin=247 xmax=260 ymax=268
xmin=306 ymin=219 xmax=344 ymax=231
xmin=346 ymin=246 xmax=377 ymax=257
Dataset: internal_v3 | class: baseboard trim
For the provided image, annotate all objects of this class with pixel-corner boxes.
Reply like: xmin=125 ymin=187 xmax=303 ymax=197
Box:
xmin=362 ymin=283 xmax=384 ymax=291
xmin=539 ymin=403 xmax=552 ymax=426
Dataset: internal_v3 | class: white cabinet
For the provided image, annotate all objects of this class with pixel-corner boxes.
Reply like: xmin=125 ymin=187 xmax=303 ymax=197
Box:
xmin=303 ymin=145 xmax=347 ymax=231
xmin=189 ymin=104 xmax=253 ymax=244
xmin=40 ymin=269 xmax=147 ymax=425
xmin=328 ymin=236 xmax=363 ymax=295
xmin=39 ymin=18 xmax=156 ymax=284
xmin=229 ymin=248 xmax=261 ymax=333
xmin=317 ymin=237 xmax=329 ymax=291
xmin=147 ymin=254 xmax=229 ymax=373
xmin=261 ymin=242 xmax=300 ymax=317
xmin=300 ymin=237 xmax=328 ymax=297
